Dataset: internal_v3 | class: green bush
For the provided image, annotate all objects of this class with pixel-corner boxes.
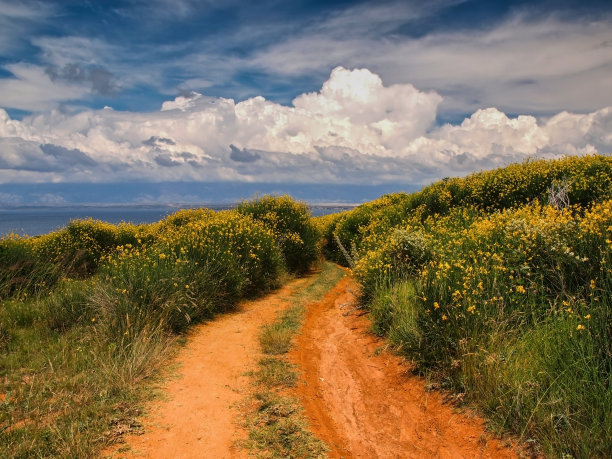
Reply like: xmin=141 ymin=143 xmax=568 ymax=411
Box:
xmin=338 ymin=155 xmax=612 ymax=457
xmin=237 ymin=195 xmax=319 ymax=273
xmin=32 ymin=219 xmax=143 ymax=277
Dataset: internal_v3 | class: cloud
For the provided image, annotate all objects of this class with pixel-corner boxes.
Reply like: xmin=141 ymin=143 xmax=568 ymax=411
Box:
xmin=40 ymin=143 xmax=98 ymax=167
xmin=154 ymin=154 xmax=181 ymax=167
xmin=543 ymin=107 xmax=612 ymax=155
xmin=45 ymin=63 xmax=117 ymax=95
xmin=0 ymin=0 xmax=54 ymax=54
xmin=0 ymin=67 xmax=610 ymax=187
xmin=0 ymin=192 xmax=23 ymax=205
xmin=0 ymin=64 xmax=89 ymax=111
xmin=230 ymin=144 xmax=260 ymax=163
xmin=249 ymin=11 xmax=612 ymax=116
xmin=3 ymin=1 xmax=609 ymax=118
xmin=143 ymin=136 xmax=176 ymax=146
xmin=29 ymin=35 xmax=161 ymax=98
xmin=0 ymin=138 xmax=99 ymax=173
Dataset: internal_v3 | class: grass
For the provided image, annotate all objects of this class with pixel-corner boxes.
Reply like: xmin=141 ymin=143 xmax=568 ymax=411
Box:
xmin=252 ymin=358 xmax=298 ymax=388
xmin=0 ymin=196 xmax=320 ymax=458
xmin=0 ymin=307 xmax=171 ymax=458
xmin=259 ymin=306 xmax=303 ymax=355
xmin=243 ymin=261 xmax=344 ymax=458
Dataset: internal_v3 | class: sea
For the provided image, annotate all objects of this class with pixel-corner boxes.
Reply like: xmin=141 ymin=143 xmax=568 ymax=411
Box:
xmin=0 ymin=204 xmax=356 ymax=238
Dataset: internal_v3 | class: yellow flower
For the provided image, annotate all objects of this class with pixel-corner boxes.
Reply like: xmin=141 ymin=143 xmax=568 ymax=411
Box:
xmin=185 ymin=284 xmax=190 ymax=289
xmin=433 ymin=302 xmax=440 ymax=309
xmin=584 ymin=314 xmax=591 ymax=320
xmin=442 ymin=314 xmax=448 ymax=321
xmin=576 ymin=324 xmax=585 ymax=331
xmin=515 ymin=285 xmax=526 ymax=294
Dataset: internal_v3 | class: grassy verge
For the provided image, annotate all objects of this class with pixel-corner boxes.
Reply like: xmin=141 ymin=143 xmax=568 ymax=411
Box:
xmin=0 ymin=291 xmax=172 ymax=458
xmin=243 ymin=261 xmax=344 ymax=458
xmin=0 ymin=196 xmax=319 ymax=458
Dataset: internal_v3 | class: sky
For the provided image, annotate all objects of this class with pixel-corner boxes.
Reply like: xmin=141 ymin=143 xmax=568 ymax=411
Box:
xmin=0 ymin=0 xmax=611 ymax=204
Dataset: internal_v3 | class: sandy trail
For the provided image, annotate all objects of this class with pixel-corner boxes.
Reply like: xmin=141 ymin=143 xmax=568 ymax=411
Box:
xmin=292 ymin=277 xmax=519 ymax=459
xmin=104 ymin=276 xmax=313 ymax=459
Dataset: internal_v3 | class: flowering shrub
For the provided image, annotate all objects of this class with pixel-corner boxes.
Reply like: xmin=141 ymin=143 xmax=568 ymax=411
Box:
xmin=325 ymin=155 xmax=612 ymax=457
xmin=237 ymin=195 xmax=319 ymax=273
xmin=30 ymin=219 xmax=146 ymax=276
xmin=332 ymin=155 xmax=612 ymax=268
xmin=355 ymin=228 xmax=434 ymax=300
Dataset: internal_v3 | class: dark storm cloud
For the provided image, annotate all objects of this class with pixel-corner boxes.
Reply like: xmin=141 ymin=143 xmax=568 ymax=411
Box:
xmin=142 ymin=136 xmax=176 ymax=146
xmin=154 ymin=154 xmax=181 ymax=167
xmin=40 ymin=143 xmax=97 ymax=166
xmin=229 ymin=144 xmax=261 ymax=162
xmin=45 ymin=63 xmax=117 ymax=95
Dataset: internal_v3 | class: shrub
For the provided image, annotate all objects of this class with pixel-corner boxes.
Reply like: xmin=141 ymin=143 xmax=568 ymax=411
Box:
xmin=355 ymin=228 xmax=434 ymax=300
xmin=159 ymin=210 xmax=285 ymax=296
xmin=339 ymin=156 xmax=612 ymax=457
xmin=237 ymin=196 xmax=319 ymax=273
xmin=32 ymin=219 xmax=143 ymax=277
xmin=161 ymin=208 xmax=214 ymax=228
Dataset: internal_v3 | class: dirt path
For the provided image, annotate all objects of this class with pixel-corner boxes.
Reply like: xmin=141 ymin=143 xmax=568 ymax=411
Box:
xmin=292 ymin=277 xmax=520 ymax=459
xmin=104 ymin=276 xmax=314 ymax=459
xmin=105 ymin=271 xmax=521 ymax=459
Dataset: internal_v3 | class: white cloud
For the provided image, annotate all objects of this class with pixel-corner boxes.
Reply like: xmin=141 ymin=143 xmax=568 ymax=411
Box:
xmin=249 ymin=12 xmax=612 ymax=116
xmin=432 ymin=108 xmax=549 ymax=158
xmin=0 ymin=0 xmax=54 ymax=54
xmin=0 ymin=67 xmax=610 ymax=186
xmin=543 ymin=107 xmax=612 ymax=155
xmin=0 ymin=63 xmax=90 ymax=111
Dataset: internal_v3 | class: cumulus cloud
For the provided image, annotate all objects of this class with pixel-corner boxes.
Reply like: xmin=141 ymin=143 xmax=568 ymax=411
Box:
xmin=0 ymin=66 xmax=610 ymax=186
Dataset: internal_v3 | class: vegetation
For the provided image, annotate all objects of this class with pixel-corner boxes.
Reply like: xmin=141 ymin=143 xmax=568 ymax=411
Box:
xmin=0 ymin=196 xmax=318 ymax=458
xmin=3 ymin=153 xmax=611 ymax=458
xmin=244 ymin=261 xmax=344 ymax=458
xmin=237 ymin=195 xmax=320 ymax=274
xmin=323 ymin=154 xmax=612 ymax=458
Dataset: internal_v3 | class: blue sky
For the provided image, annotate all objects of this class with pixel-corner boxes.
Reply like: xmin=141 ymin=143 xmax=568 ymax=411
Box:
xmin=0 ymin=0 xmax=611 ymax=204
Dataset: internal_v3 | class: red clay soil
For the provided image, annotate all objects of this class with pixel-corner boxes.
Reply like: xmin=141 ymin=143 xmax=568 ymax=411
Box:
xmin=103 ymin=276 xmax=314 ymax=459
xmin=292 ymin=276 xmax=521 ymax=459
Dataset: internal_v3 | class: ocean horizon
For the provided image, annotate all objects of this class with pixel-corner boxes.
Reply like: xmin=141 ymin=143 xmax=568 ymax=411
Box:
xmin=0 ymin=203 xmax=357 ymax=238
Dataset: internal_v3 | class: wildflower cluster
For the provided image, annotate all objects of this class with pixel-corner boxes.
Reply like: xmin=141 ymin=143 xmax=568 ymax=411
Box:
xmin=237 ymin=195 xmax=319 ymax=273
xmin=330 ymin=154 xmax=612 ymax=266
xmin=0 ymin=196 xmax=318 ymax=337
xmin=325 ymin=154 xmax=612 ymax=457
